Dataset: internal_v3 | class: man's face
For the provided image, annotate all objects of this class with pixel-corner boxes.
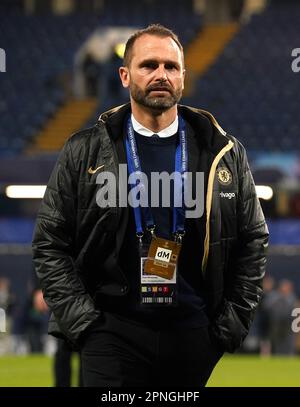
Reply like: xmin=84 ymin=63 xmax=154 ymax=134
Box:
xmin=119 ymin=34 xmax=185 ymax=112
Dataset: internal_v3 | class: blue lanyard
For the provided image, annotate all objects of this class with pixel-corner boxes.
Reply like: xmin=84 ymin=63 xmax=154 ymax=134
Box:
xmin=125 ymin=115 xmax=187 ymax=241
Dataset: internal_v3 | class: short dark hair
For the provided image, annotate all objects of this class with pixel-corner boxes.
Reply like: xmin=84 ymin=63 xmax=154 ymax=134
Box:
xmin=123 ymin=24 xmax=184 ymax=67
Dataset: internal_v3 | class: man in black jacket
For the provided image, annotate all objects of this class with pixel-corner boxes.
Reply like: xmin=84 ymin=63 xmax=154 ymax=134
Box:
xmin=32 ymin=24 xmax=269 ymax=387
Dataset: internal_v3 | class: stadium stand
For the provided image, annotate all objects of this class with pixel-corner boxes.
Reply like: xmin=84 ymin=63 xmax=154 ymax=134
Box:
xmin=0 ymin=0 xmax=202 ymax=154
xmin=182 ymin=1 xmax=300 ymax=151
xmin=0 ymin=7 xmax=103 ymax=154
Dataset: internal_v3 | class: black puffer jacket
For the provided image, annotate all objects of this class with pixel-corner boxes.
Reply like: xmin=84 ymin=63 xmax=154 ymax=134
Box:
xmin=32 ymin=103 xmax=269 ymax=352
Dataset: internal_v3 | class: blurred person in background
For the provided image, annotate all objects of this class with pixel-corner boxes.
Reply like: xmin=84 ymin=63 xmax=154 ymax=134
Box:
xmin=54 ymin=338 xmax=83 ymax=387
xmin=269 ymin=279 xmax=297 ymax=355
xmin=98 ymin=45 xmax=128 ymax=111
xmin=33 ymin=24 xmax=268 ymax=387
xmin=26 ymin=286 xmax=49 ymax=353
xmin=257 ymin=275 xmax=277 ymax=356
xmin=82 ymin=52 xmax=101 ymax=97
xmin=0 ymin=277 xmax=14 ymax=317
xmin=33 ymin=284 xmax=82 ymax=386
xmin=0 ymin=277 xmax=15 ymax=354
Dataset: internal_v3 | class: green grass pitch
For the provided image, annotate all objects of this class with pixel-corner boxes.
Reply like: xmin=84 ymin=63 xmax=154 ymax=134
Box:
xmin=0 ymin=355 xmax=299 ymax=386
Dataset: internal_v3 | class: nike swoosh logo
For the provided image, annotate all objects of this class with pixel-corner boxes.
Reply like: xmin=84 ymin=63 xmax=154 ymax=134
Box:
xmin=88 ymin=165 xmax=105 ymax=174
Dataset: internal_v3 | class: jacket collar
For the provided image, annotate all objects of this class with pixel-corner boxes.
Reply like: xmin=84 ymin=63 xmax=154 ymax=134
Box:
xmin=98 ymin=103 xmax=130 ymax=142
xmin=178 ymin=105 xmax=229 ymax=154
xmin=98 ymin=103 xmax=230 ymax=154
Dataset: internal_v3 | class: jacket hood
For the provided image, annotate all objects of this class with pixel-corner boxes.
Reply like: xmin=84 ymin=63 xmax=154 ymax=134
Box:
xmin=98 ymin=103 xmax=231 ymax=154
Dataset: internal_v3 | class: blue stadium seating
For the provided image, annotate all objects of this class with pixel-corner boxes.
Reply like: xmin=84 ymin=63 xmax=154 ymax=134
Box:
xmin=0 ymin=1 xmax=202 ymax=154
xmin=0 ymin=7 xmax=106 ymax=154
xmin=182 ymin=1 xmax=300 ymax=151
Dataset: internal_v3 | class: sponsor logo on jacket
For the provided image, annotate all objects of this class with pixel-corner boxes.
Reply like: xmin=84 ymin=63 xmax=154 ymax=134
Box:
xmin=220 ymin=191 xmax=236 ymax=199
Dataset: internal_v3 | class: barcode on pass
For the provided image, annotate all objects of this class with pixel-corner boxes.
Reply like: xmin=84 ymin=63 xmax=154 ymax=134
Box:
xmin=142 ymin=297 xmax=172 ymax=303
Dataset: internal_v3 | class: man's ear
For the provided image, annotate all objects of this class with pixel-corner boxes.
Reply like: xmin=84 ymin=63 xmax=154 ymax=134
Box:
xmin=182 ymin=68 xmax=186 ymax=90
xmin=119 ymin=66 xmax=130 ymax=88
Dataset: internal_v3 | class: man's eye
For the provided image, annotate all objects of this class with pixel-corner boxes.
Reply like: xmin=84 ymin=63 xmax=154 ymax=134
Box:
xmin=165 ymin=64 xmax=177 ymax=70
xmin=142 ymin=63 xmax=157 ymax=69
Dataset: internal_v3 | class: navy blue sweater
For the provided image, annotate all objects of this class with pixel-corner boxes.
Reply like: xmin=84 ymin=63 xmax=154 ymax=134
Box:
xmin=116 ymin=131 xmax=208 ymax=328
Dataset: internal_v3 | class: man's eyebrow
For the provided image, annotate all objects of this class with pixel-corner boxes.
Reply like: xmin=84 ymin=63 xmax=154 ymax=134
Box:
xmin=139 ymin=59 xmax=180 ymax=67
xmin=139 ymin=59 xmax=158 ymax=66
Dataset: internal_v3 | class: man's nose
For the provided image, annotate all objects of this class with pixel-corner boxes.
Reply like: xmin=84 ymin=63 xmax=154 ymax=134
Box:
xmin=155 ymin=65 xmax=168 ymax=80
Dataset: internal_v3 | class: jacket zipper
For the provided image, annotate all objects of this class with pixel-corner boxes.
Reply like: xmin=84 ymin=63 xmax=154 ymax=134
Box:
xmin=98 ymin=119 xmax=121 ymax=226
xmin=201 ymin=140 xmax=234 ymax=275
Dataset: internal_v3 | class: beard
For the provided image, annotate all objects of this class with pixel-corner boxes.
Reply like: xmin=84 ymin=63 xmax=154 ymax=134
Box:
xmin=129 ymin=81 xmax=182 ymax=111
